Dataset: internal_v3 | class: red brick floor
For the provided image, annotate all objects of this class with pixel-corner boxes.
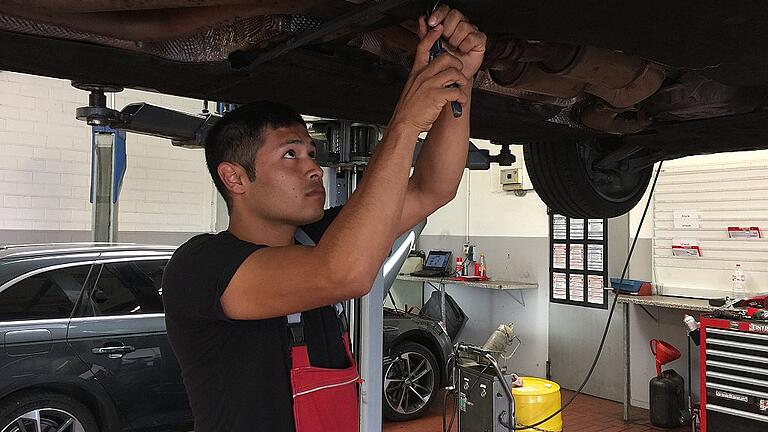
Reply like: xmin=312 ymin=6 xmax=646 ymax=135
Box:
xmin=383 ymin=388 xmax=690 ymax=432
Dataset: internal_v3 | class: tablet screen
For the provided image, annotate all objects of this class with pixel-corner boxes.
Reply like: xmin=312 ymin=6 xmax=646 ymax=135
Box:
xmin=425 ymin=252 xmax=449 ymax=269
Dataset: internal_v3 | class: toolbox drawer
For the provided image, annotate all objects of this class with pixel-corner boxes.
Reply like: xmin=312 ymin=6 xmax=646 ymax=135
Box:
xmin=702 ymin=319 xmax=768 ymax=431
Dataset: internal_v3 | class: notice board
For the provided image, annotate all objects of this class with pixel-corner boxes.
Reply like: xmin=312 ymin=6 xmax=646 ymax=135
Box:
xmin=550 ymin=212 xmax=609 ymax=309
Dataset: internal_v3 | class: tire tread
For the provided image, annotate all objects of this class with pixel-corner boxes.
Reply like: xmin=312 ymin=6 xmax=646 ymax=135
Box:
xmin=524 ymin=141 xmax=651 ymax=218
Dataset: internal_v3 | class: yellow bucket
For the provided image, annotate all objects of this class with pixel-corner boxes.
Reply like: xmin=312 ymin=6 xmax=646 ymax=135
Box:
xmin=511 ymin=377 xmax=563 ymax=432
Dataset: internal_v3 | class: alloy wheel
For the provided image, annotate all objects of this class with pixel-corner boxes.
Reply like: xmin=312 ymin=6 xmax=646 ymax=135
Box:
xmin=384 ymin=350 xmax=435 ymax=415
xmin=1 ymin=408 xmax=85 ymax=432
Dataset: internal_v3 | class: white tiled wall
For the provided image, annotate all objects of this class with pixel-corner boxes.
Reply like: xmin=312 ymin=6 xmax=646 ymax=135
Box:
xmin=0 ymin=71 xmax=216 ymax=234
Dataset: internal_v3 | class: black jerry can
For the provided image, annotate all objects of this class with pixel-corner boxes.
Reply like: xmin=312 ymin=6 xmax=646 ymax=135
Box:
xmin=650 ymin=369 xmax=686 ymax=428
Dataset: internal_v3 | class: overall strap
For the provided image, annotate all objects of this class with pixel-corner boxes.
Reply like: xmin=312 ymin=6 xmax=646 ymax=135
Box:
xmin=293 ymin=227 xmax=346 ymax=324
xmin=290 ymin=228 xmax=355 ymax=368
xmin=288 ymin=228 xmax=346 ymax=345
xmin=288 ymin=312 xmax=311 ymax=368
xmin=288 ymin=228 xmax=313 ymax=336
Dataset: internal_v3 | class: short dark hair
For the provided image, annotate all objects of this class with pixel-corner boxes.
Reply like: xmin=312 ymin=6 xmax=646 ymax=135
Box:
xmin=204 ymin=101 xmax=305 ymax=211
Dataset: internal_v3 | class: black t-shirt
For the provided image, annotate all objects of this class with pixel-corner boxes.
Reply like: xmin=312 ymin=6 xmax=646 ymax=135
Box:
xmin=163 ymin=206 xmax=346 ymax=432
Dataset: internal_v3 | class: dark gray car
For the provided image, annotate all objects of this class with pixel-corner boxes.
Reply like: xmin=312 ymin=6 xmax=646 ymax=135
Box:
xmin=0 ymin=243 xmax=188 ymax=432
xmin=0 ymin=243 xmax=450 ymax=431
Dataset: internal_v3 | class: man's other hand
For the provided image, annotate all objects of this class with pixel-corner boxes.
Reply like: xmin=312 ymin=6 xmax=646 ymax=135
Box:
xmin=389 ymin=24 xmax=469 ymax=133
xmin=423 ymin=5 xmax=487 ymax=79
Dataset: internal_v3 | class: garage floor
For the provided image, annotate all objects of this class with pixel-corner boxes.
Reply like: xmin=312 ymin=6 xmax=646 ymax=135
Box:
xmin=383 ymin=389 xmax=690 ymax=432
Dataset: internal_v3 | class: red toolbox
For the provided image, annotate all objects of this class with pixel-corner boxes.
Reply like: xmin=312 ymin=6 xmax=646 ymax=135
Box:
xmin=700 ymin=314 xmax=768 ymax=431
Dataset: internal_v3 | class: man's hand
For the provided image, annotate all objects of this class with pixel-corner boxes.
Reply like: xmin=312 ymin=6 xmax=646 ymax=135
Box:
xmin=392 ymin=7 xmax=486 ymax=236
xmin=388 ymin=24 xmax=470 ymax=133
xmin=423 ymin=5 xmax=487 ymax=80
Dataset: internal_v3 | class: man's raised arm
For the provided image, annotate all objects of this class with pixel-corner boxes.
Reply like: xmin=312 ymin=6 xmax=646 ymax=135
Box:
xmin=397 ymin=6 xmax=487 ymax=234
xmin=221 ymin=22 xmax=470 ymax=320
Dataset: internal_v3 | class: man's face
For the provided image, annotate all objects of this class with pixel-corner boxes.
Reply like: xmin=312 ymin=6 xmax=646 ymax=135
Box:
xmin=243 ymin=123 xmax=326 ymax=225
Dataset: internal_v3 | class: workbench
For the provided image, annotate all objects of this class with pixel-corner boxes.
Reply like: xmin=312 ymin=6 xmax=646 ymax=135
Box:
xmin=617 ymin=294 xmax=717 ymax=421
xmin=395 ymin=275 xmax=538 ymax=328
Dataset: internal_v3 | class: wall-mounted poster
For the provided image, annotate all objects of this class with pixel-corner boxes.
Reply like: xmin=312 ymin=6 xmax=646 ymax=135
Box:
xmin=570 ymin=244 xmax=584 ymax=270
xmin=553 ymin=214 xmax=567 ymax=240
xmin=587 ymin=244 xmax=604 ymax=272
xmin=553 ymin=243 xmax=567 ymax=269
xmin=553 ymin=272 xmax=567 ymax=300
xmin=569 ymin=274 xmax=584 ymax=302
xmin=570 ymin=218 xmax=584 ymax=240
xmin=588 ymin=219 xmax=604 ymax=240
xmin=550 ymin=213 xmax=608 ymax=309
xmin=587 ymin=275 xmax=605 ymax=304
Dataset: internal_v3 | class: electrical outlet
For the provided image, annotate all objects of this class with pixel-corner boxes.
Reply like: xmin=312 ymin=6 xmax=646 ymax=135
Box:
xmin=500 ymin=167 xmax=533 ymax=192
xmin=500 ymin=168 xmax=520 ymax=186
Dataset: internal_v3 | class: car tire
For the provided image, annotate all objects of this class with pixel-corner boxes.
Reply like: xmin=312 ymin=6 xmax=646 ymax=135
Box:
xmin=523 ymin=139 xmax=653 ymax=218
xmin=383 ymin=341 xmax=439 ymax=422
xmin=0 ymin=391 xmax=99 ymax=432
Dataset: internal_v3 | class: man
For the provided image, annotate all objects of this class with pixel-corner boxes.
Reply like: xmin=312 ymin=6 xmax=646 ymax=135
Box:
xmin=163 ymin=5 xmax=485 ymax=432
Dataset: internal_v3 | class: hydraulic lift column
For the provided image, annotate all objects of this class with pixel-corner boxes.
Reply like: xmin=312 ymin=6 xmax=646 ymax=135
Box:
xmin=321 ymin=120 xmax=384 ymax=432
xmin=90 ymin=126 xmax=126 ymax=242
xmin=316 ymin=120 xmax=425 ymax=432
xmin=73 ymin=83 xmax=128 ymax=243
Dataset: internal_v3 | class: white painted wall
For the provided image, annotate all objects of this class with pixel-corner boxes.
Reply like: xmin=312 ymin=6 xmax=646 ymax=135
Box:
xmin=417 ymin=141 xmax=551 ymax=378
xmin=0 ymin=72 xmax=216 ymax=234
xmin=423 ymin=139 xmax=549 ymax=238
xmin=421 ymin=142 xmax=768 ymax=408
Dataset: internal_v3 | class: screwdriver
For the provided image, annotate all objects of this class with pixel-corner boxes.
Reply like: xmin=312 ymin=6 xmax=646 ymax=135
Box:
xmin=427 ymin=6 xmax=463 ymax=118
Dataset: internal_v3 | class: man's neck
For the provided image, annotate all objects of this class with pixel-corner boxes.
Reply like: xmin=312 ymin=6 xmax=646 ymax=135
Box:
xmin=227 ymin=210 xmax=296 ymax=247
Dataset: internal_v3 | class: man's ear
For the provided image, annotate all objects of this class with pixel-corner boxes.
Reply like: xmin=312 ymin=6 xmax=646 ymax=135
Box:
xmin=218 ymin=162 xmax=249 ymax=197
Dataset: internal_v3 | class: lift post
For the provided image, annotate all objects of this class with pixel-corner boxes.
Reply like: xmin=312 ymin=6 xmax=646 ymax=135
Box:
xmin=90 ymin=126 xmax=126 ymax=242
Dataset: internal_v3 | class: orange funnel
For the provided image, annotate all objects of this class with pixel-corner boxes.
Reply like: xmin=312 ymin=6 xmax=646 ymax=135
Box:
xmin=650 ymin=339 xmax=680 ymax=377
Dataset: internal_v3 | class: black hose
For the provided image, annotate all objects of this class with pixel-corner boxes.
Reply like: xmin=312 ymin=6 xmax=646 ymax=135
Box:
xmin=442 ymin=353 xmax=457 ymax=432
xmin=442 ymin=351 xmax=489 ymax=432
xmin=499 ymin=161 xmax=664 ymax=430
xmin=687 ymin=336 xmax=693 ymax=419
xmin=442 ymin=385 xmax=451 ymax=432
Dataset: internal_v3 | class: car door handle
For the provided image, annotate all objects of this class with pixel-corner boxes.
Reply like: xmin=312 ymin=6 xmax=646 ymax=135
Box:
xmin=92 ymin=345 xmax=136 ymax=355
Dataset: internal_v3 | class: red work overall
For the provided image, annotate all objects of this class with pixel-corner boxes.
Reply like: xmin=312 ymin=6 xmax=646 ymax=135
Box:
xmin=288 ymin=310 xmax=361 ymax=432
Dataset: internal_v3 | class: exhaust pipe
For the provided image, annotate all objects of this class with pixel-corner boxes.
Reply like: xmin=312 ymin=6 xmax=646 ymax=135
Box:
xmin=484 ymin=36 xmax=667 ymax=133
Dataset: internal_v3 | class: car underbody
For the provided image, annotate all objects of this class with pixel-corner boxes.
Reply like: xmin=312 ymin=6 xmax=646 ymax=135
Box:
xmin=1 ymin=0 xmax=767 ymax=217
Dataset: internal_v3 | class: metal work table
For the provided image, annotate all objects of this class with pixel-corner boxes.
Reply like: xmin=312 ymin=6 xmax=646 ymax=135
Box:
xmin=396 ymin=275 xmax=538 ymax=291
xmin=395 ymin=275 xmax=538 ymax=327
xmin=616 ymin=294 xmax=717 ymax=421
